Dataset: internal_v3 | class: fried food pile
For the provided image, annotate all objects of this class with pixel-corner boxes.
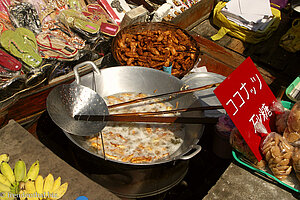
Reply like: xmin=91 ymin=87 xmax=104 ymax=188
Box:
xmin=86 ymin=92 xmax=184 ymax=164
xmin=292 ymin=147 xmax=300 ymax=181
xmin=114 ymin=29 xmax=198 ymax=77
xmin=284 ymin=101 xmax=300 ymax=145
xmin=230 ymin=101 xmax=300 ymax=184
xmin=261 ymin=132 xmax=294 ymax=180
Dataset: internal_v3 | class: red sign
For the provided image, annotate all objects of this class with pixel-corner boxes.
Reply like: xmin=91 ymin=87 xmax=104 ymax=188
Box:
xmin=214 ymin=57 xmax=276 ymax=161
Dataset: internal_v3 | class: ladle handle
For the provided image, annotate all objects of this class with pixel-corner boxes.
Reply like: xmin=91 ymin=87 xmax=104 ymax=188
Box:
xmin=74 ymin=61 xmax=101 ymax=85
xmin=74 ymin=115 xmax=219 ymax=124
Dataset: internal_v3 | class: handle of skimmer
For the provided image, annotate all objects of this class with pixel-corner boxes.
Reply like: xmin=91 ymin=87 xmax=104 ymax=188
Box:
xmin=73 ymin=61 xmax=101 ymax=85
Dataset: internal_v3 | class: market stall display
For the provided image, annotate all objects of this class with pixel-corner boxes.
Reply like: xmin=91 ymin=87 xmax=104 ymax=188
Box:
xmin=0 ymin=1 xmax=111 ymax=101
xmin=0 ymin=0 xmax=298 ymax=198
xmin=229 ymin=100 xmax=300 ymax=192
xmin=0 ymin=0 xmax=209 ymax=104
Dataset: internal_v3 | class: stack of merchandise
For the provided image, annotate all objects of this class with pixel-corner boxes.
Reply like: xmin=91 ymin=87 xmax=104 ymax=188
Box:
xmin=221 ymin=0 xmax=274 ymax=32
xmin=230 ymin=100 xmax=300 ymax=189
xmin=152 ymin=0 xmax=201 ymax=22
xmin=0 ymin=0 xmax=120 ymax=101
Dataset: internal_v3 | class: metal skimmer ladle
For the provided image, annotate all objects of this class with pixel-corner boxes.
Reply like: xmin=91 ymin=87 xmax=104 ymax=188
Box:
xmin=46 ymin=61 xmax=109 ymax=137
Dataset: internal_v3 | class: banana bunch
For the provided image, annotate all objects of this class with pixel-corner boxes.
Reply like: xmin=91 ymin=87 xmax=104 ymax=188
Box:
xmin=0 ymin=153 xmax=15 ymax=200
xmin=0 ymin=154 xmax=9 ymax=163
xmin=0 ymin=154 xmax=39 ymax=199
xmin=20 ymin=174 xmax=68 ymax=200
xmin=0 ymin=154 xmax=68 ymax=200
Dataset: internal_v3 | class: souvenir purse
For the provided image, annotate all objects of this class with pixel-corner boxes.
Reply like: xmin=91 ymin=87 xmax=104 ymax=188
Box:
xmin=36 ymin=20 xmax=85 ymax=61
xmin=0 ymin=28 xmax=42 ymax=69
xmin=9 ymin=2 xmax=42 ymax=34
xmin=82 ymin=4 xmax=119 ymax=36
xmin=67 ymin=0 xmax=86 ymax=10
xmin=0 ymin=48 xmax=22 ymax=72
xmin=0 ymin=43 xmax=26 ymax=101
xmin=0 ymin=48 xmax=22 ymax=85
xmin=37 ymin=32 xmax=79 ymax=61
xmin=41 ymin=20 xmax=85 ymax=49
xmin=58 ymin=9 xmax=100 ymax=41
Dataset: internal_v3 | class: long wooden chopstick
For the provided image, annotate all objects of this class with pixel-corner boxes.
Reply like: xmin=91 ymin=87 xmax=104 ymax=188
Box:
xmin=74 ymin=114 xmax=218 ymax=124
xmin=108 ymin=82 xmax=221 ymax=109
xmin=108 ymin=105 xmax=224 ymax=116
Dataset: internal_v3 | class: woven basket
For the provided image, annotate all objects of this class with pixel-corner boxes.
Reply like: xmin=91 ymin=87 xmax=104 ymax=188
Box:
xmin=112 ymin=22 xmax=200 ymax=78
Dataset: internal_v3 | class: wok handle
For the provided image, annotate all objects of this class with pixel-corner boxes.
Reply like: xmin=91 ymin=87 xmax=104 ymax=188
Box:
xmin=74 ymin=61 xmax=101 ymax=84
xmin=179 ymin=145 xmax=202 ymax=160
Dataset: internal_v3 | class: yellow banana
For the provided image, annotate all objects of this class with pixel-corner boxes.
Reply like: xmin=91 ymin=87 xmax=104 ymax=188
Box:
xmin=50 ymin=177 xmax=61 ymax=193
xmin=0 ymin=154 xmax=9 ymax=164
xmin=43 ymin=174 xmax=54 ymax=197
xmin=19 ymin=189 xmax=27 ymax=200
xmin=14 ymin=159 xmax=26 ymax=182
xmin=0 ymin=182 xmax=10 ymax=192
xmin=50 ymin=182 xmax=68 ymax=200
xmin=25 ymin=180 xmax=38 ymax=200
xmin=0 ymin=162 xmax=15 ymax=185
xmin=25 ymin=180 xmax=36 ymax=193
xmin=24 ymin=160 xmax=39 ymax=182
xmin=0 ymin=174 xmax=11 ymax=187
xmin=34 ymin=175 xmax=43 ymax=195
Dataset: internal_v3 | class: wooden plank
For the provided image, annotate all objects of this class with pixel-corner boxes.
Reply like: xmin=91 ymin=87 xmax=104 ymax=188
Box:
xmin=197 ymin=53 xmax=235 ymax=77
xmin=171 ymin=0 xmax=214 ymax=30
xmin=192 ymin=34 xmax=276 ymax=86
